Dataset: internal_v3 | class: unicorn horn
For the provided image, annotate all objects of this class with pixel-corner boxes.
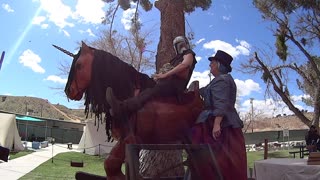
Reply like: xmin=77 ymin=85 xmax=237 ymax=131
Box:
xmin=52 ymin=44 xmax=75 ymax=57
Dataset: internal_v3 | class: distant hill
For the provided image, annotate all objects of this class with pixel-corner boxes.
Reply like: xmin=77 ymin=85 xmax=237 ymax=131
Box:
xmin=0 ymin=95 xmax=87 ymax=123
xmin=243 ymin=113 xmax=312 ymax=133
xmin=0 ymin=95 xmax=313 ymax=130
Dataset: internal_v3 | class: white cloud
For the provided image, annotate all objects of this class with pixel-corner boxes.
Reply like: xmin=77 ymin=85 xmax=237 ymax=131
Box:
xmin=32 ymin=16 xmax=48 ymax=29
xmin=2 ymin=4 xmax=14 ymax=12
xmin=195 ymin=56 xmax=202 ymax=62
xmin=241 ymin=98 xmax=285 ymax=117
xmin=19 ymin=49 xmax=45 ymax=73
xmin=121 ymin=8 xmax=136 ymax=30
xmin=234 ymin=79 xmax=261 ymax=97
xmin=222 ymin=15 xmax=231 ymax=21
xmin=203 ymin=39 xmax=251 ymax=58
xmin=33 ymin=0 xmax=105 ymax=31
xmin=189 ymin=70 xmax=211 ymax=88
xmin=41 ymin=24 xmax=49 ymax=29
xmin=74 ymin=0 xmax=105 ymax=24
xmin=188 ymin=70 xmax=312 ymax=118
xmin=86 ymin=29 xmax=95 ymax=37
xmin=189 ymin=70 xmax=260 ymax=97
xmin=79 ymin=29 xmax=96 ymax=37
xmin=196 ymin=38 xmax=205 ymax=44
xmin=32 ymin=16 xmax=46 ymax=25
xmin=36 ymin=0 xmax=74 ymax=29
xmin=44 ymin=75 xmax=67 ymax=84
xmin=235 ymin=39 xmax=251 ymax=56
xmin=291 ymin=94 xmax=310 ymax=102
xmin=239 ymin=97 xmax=313 ymax=118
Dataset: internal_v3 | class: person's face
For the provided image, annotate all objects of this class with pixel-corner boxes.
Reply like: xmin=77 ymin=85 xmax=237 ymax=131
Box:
xmin=175 ymin=42 xmax=187 ymax=54
xmin=209 ymin=59 xmax=219 ymax=76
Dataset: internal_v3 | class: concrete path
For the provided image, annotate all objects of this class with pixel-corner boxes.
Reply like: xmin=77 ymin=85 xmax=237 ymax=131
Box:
xmin=0 ymin=142 xmax=81 ymax=180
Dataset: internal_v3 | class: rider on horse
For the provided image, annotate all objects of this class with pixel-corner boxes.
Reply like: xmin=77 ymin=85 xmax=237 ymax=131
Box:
xmin=106 ymin=36 xmax=197 ymax=118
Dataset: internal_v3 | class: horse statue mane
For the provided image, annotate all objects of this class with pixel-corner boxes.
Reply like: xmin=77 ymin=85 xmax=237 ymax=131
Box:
xmin=64 ymin=46 xmax=155 ymax=140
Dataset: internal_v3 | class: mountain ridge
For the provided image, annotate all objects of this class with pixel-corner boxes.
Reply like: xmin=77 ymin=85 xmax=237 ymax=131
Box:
xmin=0 ymin=95 xmax=87 ymax=123
xmin=0 ymin=95 xmax=312 ymax=131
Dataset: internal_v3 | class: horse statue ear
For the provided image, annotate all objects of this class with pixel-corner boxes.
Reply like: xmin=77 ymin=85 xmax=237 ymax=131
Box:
xmin=81 ymin=41 xmax=86 ymax=46
xmin=81 ymin=41 xmax=89 ymax=48
xmin=81 ymin=41 xmax=91 ymax=53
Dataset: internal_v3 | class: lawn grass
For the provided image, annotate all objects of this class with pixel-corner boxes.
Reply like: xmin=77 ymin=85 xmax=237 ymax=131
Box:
xmin=19 ymin=152 xmax=107 ymax=180
xmin=18 ymin=149 xmax=293 ymax=179
xmin=247 ymin=149 xmax=292 ymax=168
xmin=9 ymin=150 xmax=34 ymax=160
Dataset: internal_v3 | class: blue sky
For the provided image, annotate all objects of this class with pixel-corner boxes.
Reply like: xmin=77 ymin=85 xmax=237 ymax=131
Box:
xmin=0 ymin=0 xmax=313 ymax=118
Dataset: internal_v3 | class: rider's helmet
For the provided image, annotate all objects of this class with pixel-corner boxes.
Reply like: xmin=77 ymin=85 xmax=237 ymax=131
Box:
xmin=173 ymin=36 xmax=190 ymax=54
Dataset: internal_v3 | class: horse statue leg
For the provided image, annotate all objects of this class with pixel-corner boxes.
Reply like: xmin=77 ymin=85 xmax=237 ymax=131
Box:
xmin=105 ymin=134 xmax=140 ymax=180
xmin=105 ymin=141 xmax=126 ymax=180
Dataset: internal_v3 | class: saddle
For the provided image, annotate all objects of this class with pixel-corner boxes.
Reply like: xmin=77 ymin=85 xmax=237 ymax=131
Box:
xmin=145 ymin=80 xmax=200 ymax=106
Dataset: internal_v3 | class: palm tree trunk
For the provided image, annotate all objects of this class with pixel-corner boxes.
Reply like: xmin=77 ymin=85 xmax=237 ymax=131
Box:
xmin=155 ymin=0 xmax=185 ymax=70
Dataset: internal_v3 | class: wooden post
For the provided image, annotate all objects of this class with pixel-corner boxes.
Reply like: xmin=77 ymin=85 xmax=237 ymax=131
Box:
xmin=264 ymin=139 xmax=268 ymax=159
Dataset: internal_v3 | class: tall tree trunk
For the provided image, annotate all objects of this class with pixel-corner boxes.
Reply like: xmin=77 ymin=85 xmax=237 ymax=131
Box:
xmin=139 ymin=149 xmax=185 ymax=177
xmin=138 ymin=0 xmax=186 ymax=178
xmin=155 ymin=0 xmax=185 ymax=71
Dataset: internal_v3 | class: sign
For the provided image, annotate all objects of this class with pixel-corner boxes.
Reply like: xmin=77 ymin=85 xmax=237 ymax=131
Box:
xmin=283 ymin=129 xmax=289 ymax=137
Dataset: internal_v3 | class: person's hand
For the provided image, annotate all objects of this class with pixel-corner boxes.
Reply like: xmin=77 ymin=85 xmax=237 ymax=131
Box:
xmin=212 ymin=124 xmax=221 ymax=140
xmin=153 ymin=73 xmax=167 ymax=81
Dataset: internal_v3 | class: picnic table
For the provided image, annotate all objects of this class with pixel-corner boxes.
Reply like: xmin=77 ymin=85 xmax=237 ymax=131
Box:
xmin=289 ymin=145 xmax=309 ymax=158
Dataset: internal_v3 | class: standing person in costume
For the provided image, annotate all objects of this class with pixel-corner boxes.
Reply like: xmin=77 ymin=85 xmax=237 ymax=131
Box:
xmin=192 ymin=50 xmax=247 ymax=180
xmin=106 ymin=36 xmax=197 ymax=118
xmin=305 ymin=125 xmax=320 ymax=152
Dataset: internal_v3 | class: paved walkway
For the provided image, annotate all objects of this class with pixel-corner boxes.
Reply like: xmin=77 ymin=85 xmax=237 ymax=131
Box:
xmin=0 ymin=142 xmax=81 ymax=180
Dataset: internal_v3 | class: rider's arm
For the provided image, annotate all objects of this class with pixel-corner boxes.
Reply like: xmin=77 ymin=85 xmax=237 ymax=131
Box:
xmin=163 ymin=53 xmax=193 ymax=78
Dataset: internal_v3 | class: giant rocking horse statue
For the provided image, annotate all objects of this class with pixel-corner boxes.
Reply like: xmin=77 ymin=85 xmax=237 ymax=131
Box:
xmin=54 ymin=42 xmax=211 ymax=180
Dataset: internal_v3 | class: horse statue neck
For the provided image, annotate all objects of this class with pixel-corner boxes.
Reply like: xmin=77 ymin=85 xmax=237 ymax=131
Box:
xmin=92 ymin=49 xmax=155 ymax=98
xmin=84 ymin=49 xmax=155 ymax=116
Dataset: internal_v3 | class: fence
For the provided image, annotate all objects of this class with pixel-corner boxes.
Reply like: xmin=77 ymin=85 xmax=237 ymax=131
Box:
xmin=17 ymin=123 xmax=83 ymax=144
xmin=244 ymin=129 xmax=309 ymax=145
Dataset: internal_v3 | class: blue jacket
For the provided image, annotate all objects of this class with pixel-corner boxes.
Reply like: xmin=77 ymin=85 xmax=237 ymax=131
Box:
xmin=196 ymin=74 xmax=243 ymax=128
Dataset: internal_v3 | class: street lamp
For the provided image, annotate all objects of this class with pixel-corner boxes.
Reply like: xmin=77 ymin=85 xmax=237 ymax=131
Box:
xmin=250 ymin=98 xmax=254 ymax=133
xmin=208 ymin=72 xmax=212 ymax=81
xmin=25 ymin=102 xmax=28 ymax=115
xmin=40 ymin=104 xmax=43 ymax=117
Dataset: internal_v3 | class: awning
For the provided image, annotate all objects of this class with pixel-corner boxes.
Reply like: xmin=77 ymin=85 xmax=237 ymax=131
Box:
xmin=16 ymin=116 xmax=44 ymax=122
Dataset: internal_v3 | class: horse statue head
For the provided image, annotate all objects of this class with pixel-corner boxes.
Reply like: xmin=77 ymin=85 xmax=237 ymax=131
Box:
xmin=64 ymin=43 xmax=94 ymax=101
xmin=54 ymin=42 xmax=204 ymax=180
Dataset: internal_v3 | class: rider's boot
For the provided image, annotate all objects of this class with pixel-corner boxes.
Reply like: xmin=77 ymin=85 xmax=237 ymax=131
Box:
xmin=106 ymin=87 xmax=123 ymax=117
xmin=106 ymin=87 xmax=142 ymax=118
